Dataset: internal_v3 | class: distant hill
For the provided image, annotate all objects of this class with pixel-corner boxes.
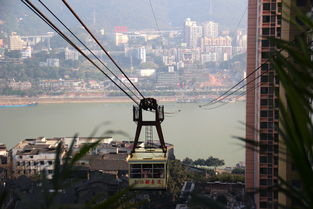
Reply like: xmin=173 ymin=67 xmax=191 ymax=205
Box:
xmin=0 ymin=0 xmax=247 ymax=35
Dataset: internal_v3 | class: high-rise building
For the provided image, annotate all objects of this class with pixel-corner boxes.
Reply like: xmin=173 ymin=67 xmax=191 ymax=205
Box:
xmin=115 ymin=33 xmax=129 ymax=46
xmin=246 ymin=1 xmax=311 ymax=209
xmin=9 ymin=32 xmax=26 ymax=50
xmin=136 ymin=46 xmax=146 ymax=63
xmin=65 ymin=47 xmax=79 ymax=61
xmin=202 ymin=21 xmax=219 ymax=38
xmin=184 ymin=18 xmax=203 ymax=48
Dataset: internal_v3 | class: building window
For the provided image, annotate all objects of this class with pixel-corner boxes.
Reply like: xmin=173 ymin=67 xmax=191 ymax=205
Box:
xmin=48 ymin=161 xmax=53 ymax=165
xmin=260 ymin=156 xmax=267 ymax=163
xmin=274 ymin=168 xmax=278 ymax=176
xmin=274 ymin=145 xmax=279 ymax=153
xmin=260 ymin=110 xmax=267 ymax=117
xmin=262 ymin=39 xmax=270 ymax=48
xmin=260 ymin=190 xmax=267 ymax=197
xmin=274 ymin=134 xmax=278 ymax=142
xmin=268 ymin=168 xmax=273 ymax=175
xmin=260 ymin=201 xmax=267 ymax=208
xmin=261 ymin=63 xmax=269 ymax=71
xmin=260 ymin=168 xmax=267 ymax=174
xmin=277 ymin=15 xmax=282 ymax=25
xmin=260 ymin=179 xmax=267 ymax=186
xmin=261 ymin=99 xmax=268 ymax=106
xmin=260 ymin=133 xmax=268 ymax=140
xmin=263 ymin=16 xmax=270 ymax=23
xmin=261 ymin=75 xmax=268 ymax=82
xmin=268 ymin=134 xmax=273 ymax=140
xmin=260 ymin=122 xmax=268 ymax=129
xmin=275 ymin=76 xmax=279 ymax=84
xmin=262 ymin=28 xmax=270 ymax=36
xmin=276 ymin=27 xmax=281 ymax=37
xmin=40 ymin=161 xmax=44 ymax=165
xmin=271 ymin=3 xmax=276 ymax=10
xmin=260 ymin=144 xmax=267 ymax=152
xmin=263 ymin=3 xmax=270 ymax=10
xmin=262 ymin=52 xmax=270 ymax=59
xmin=261 ymin=87 xmax=268 ymax=94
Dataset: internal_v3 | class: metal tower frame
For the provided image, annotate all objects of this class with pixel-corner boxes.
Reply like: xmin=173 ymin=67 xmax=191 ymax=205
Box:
xmin=131 ymin=98 xmax=167 ymax=154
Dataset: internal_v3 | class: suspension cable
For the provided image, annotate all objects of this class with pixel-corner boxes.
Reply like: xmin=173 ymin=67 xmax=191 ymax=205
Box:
xmin=62 ymin=0 xmax=145 ymax=99
xmin=22 ymin=0 xmax=139 ymax=105
xmin=37 ymin=0 xmax=141 ymax=101
xmin=199 ymin=30 xmax=310 ymax=108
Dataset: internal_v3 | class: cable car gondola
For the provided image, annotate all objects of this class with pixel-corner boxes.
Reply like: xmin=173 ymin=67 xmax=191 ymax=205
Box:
xmin=127 ymin=98 xmax=168 ymax=190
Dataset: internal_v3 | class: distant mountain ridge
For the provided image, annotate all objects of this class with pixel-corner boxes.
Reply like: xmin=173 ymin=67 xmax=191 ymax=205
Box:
xmin=0 ymin=0 xmax=247 ymax=35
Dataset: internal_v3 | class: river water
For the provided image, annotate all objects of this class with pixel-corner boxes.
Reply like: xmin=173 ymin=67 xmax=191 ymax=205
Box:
xmin=0 ymin=101 xmax=245 ymax=166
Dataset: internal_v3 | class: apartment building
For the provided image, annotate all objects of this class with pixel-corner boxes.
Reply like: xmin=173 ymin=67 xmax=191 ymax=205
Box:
xmin=246 ymin=0 xmax=311 ymax=208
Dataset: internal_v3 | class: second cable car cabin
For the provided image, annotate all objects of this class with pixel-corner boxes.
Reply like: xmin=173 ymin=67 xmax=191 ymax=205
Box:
xmin=128 ymin=98 xmax=168 ymax=190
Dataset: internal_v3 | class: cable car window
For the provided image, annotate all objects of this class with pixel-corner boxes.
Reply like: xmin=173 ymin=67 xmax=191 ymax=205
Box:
xmin=130 ymin=164 xmax=142 ymax=178
xmin=153 ymin=164 xmax=164 ymax=178
xmin=142 ymin=164 xmax=153 ymax=178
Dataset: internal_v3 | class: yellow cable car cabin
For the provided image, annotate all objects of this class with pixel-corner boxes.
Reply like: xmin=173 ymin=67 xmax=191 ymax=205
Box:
xmin=128 ymin=148 xmax=168 ymax=189
xmin=128 ymin=98 xmax=169 ymax=190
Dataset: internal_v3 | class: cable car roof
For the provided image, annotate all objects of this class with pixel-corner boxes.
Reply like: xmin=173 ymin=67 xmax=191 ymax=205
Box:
xmin=128 ymin=148 xmax=168 ymax=162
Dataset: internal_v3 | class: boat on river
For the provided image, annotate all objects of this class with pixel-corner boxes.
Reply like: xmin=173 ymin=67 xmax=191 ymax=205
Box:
xmin=0 ymin=102 xmax=38 ymax=108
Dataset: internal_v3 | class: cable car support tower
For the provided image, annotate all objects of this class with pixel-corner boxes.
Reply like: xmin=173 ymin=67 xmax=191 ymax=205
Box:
xmin=131 ymin=98 xmax=167 ymax=155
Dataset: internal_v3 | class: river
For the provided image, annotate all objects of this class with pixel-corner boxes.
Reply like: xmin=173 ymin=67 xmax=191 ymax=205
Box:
xmin=0 ymin=101 xmax=245 ymax=166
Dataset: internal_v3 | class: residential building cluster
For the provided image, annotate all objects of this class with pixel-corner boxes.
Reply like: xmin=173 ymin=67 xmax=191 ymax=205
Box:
xmin=0 ymin=19 xmax=246 ymax=96
xmin=0 ymin=136 xmax=174 ymax=180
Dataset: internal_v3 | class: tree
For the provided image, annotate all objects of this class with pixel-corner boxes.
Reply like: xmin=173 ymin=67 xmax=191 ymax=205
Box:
xmin=205 ymin=156 xmax=225 ymax=171
xmin=167 ymin=160 xmax=189 ymax=200
xmin=181 ymin=157 xmax=193 ymax=166
xmin=194 ymin=158 xmax=206 ymax=166
xmin=231 ymin=168 xmax=245 ymax=175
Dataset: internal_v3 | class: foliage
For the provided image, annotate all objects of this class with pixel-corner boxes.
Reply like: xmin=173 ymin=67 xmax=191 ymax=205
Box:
xmin=193 ymin=158 xmax=206 ymax=166
xmin=0 ymin=136 xmax=138 ymax=209
xmin=207 ymin=173 xmax=244 ymax=183
xmin=0 ymin=87 xmax=27 ymax=96
xmin=181 ymin=157 xmax=193 ymax=166
xmin=167 ymin=160 xmax=189 ymax=199
xmin=188 ymin=193 xmax=226 ymax=209
xmin=270 ymin=14 xmax=313 ymax=208
xmin=205 ymin=156 xmax=225 ymax=169
xmin=231 ymin=168 xmax=245 ymax=175
xmin=192 ymin=156 xmax=225 ymax=170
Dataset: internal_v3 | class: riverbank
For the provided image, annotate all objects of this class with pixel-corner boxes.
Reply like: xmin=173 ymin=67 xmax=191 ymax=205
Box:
xmin=0 ymin=95 xmax=177 ymax=105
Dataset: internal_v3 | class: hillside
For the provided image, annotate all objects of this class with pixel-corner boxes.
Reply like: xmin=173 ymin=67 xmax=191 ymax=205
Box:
xmin=0 ymin=0 xmax=247 ymax=35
